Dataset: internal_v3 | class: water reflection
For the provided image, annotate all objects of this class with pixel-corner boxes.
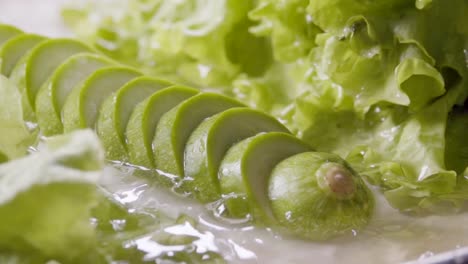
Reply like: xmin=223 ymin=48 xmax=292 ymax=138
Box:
xmin=100 ymin=163 xmax=468 ymax=264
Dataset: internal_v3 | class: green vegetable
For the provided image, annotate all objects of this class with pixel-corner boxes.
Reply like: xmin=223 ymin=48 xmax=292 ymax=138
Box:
xmin=249 ymin=0 xmax=321 ymax=62
xmin=9 ymin=38 xmax=91 ymax=117
xmin=218 ymin=132 xmax=311 ymax=220
xmin=0 ymin=76 xmax=36 ymax=159
xmin=445 ymin=109 xmax=468 ymax=175
xmin=0 ymin=24 xmax=374 ymax=243
xmin=264 ymin=0 xmax=468 ymax=213
xmin=62 ymin=66 xmax=141 ymax=132
xmin=62 ymin=0 xmax=468 ymax=213
xmin=126 ymin=85 xmax=199 ymax=168
xmin=184 ymin=107 xmax=290 ymax=202
xmin=0 ymin=151 xmax=7 ymax=164
xmin=96 ymin=76 xmax=171 ymax=161
xmin=0 ymin=129 xmax=104 ymax=262
xmin=36 ymin=53 xmax=113 ymax=136
xmin=269 ymin=152 xmax=374 ymax=240
xmin=62 ymin=0 xmax=272 ymax=88
xmin=0 ymin=24 xmax=22 ymax=45
xmin=152 ymin=93 xmax=244 ymax=184
xmin=0 ymin=34 xmax=45 ymax=77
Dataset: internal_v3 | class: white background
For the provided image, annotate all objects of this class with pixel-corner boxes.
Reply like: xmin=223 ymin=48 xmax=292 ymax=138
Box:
xmin=0 ymin=0 xmax=72 ymax=37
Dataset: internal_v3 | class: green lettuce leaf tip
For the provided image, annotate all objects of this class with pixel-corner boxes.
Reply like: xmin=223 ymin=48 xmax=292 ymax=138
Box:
xmin=0 ymin=129 xmax=105 ymax=262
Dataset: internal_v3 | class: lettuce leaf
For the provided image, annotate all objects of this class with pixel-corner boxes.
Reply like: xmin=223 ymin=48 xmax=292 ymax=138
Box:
xmin=0 ymin=76 xmax=37 ymax=159
xmin=249 ymin=0 xmax=321 ymax=62
xmin=445 ymin=109 xmax=468 ymax=175
xmin=0 ymin=130 xmax=104 ymax=262
xmin=291 ymin=0 xmax=468 ymax=213
xmin=62 ymin=0 xmax=272 ymax=88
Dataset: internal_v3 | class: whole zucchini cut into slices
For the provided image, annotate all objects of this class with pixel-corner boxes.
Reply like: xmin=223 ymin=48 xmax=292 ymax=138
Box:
xmin=35 ymin=53 xmax=114 ymax=136
xmin=9 ymin=38 xmax=91 ymax=111
xmin=0 ymin=33 xmax=46 ymax=77
xmin=96 ymin=76 xmax=172 ymax=161
xmin=184 ymin=108 xmax=290 ymax=202
xmin=126 ymin=85 xmax=199 ymax=168
xmin=0 ymin=24 xmax=22 ymax=45
xmin=218 ymin=132 xmax=311 ymax=220
xmin=268 ymin=152 xmax=374 ymax=240
xmin=62 ymin=66 xmax=141 ymax=132
xmin=153 ymin=93 xmax=244 ymax=185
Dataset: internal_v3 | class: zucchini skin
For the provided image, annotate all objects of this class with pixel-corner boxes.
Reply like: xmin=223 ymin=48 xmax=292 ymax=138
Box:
xmin=0 ymin=25 xmax=374 ymax=240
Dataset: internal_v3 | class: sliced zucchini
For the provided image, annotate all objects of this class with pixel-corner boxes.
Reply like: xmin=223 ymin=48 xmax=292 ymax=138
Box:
xmin=9 ymin=38 xmax=91 ymax=111
xmin=96 ymin=76 xmax=172 ymax=161
xmin=218 ymin=132 xmax=311 ymax=220
xmin=153 ymin=93 xmax=244 ymax=185
xmin=62 ymin=67 xmax=141 ymax=132
xmin=126 ymin=85 xmax=199 ymax=168
xmin=0 ymin=24 xmax=22 ymax=45
xmin=184 ymin=108 xmax=290 ymax=202
xmin=0 ymin=34 xmax=45 ymax=77
xmin=35 ymin=53 xmax=113 ymax=136
xmin=269 ymin=152 xmax=374 ymax=240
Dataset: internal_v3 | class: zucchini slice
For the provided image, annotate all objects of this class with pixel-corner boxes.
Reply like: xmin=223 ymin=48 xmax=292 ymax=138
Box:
xmin=152 ymin=93 xmax=244 ymax=185
xmin=0 ymin=24 xmax=22 ymax=46
xmin=0 ymin=33 xmax=45 ymax=77
xmin=9 ymin=38 xmax=91 ymax=110
xmin=35 ymin=53 xmax=113 ymax=136
xmin=62 ymin=66 xmax=141 ymax=132
xmin=184 ymin=108 xmax=290 ymax=202
xmin=126 ymin=85 xmax=199 ymax=168
xmin=96 ymin=76 xmax=172 ymax=161
xmin=218 ymin=132 xmax=311 ymax=220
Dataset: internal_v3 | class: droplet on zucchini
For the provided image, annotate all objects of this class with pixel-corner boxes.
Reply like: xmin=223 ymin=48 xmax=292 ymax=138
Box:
xmin=184 ymin=108 xmax=290 ymax=203
xmin=0 ymin=33 xmax=45 ymax=77
xmin=268 ymin=152 xmax=374 ymax=240
xmin=126 ymin=85 xmax=199 ymax=168
xmin=218 ymin=132 xmax=311 ymax=220
xmin=152 ymin=93 xmax=244 ymax=186
xmin=62 ymin=66 xmax=141 ymax=132
xmin=35 ymin=53 xmax=113 ymax=136
xmin=96 ymin=76 xmax=172 ymax=161
xmin=0 ymin=24 xmax=22 ymax=46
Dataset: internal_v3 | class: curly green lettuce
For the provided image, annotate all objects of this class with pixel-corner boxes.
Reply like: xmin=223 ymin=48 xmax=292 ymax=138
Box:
xmin=0 ymin=130 xmax=104 ymax=262
xmin=62 ymin=0 xmax=272 ymax=89
xmin=285 ymin=0 xmax=468 ymax=213
xmin=249 ymin=0 xmax=321 ymax=62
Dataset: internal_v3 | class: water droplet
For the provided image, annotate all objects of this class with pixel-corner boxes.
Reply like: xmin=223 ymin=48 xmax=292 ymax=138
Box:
xmin=228 ymin=240 xmax=257 ymax=260
xmin=110 ymin=219 xmax=126 ymax=231
xmin=464 ymin=49 xmax=468 ymax=68
xmin=197 ymin=64 xmax=211 ymax=79
xmin=285 ymin=211 xmax=292 ymax=221
xmin=418 ymin=251 xmax=434 ymax=259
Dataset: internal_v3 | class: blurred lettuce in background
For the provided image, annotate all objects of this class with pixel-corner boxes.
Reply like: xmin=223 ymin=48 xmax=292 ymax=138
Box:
xmin=62 ymin=0 xmax=273 ymax=89
xmin=63 ymin=0 xmax=468 ymax=213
